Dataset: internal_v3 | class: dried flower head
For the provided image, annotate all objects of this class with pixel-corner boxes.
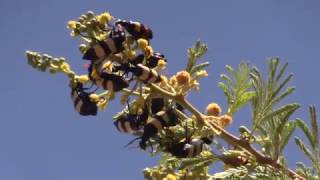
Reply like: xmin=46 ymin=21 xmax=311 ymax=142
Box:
xmin=206 ymin=103 xmax=221 ymax=116
xmin=176 ymin=71 xmax=190 ymax=86
xmin=219 ymin=114 xmax=233 ymax=127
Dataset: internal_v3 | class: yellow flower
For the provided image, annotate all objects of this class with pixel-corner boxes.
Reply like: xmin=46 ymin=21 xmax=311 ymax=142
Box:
xmin=89 ymin=94 xmax=100 ymax=102
xmin=96 ymin=12 xmax=112 ymax=25
xmin=176 ymin=71 xmax=190 ymax=86
xmin=157 ymin=59 xmax=166 ymax=69
xmin=76 ymin=75 xmax=90 ymax=83
xmin=137 ymin=38 xmax=149 ymax=49
xmin=67 ymin=20 xmax=78 ymax=30
xmin=165 ymin=173 xmax=177 ymax=180
xmin=206 ymin=103 xmax=221 ymax=116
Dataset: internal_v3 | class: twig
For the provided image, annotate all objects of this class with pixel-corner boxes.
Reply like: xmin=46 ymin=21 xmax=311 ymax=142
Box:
xmin=150 ymin=83 xmax=305 ymax=180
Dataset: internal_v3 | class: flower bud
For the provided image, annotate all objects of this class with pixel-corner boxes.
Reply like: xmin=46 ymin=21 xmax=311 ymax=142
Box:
xmin=60 ymin=62 xmax=71 ymax=72
xmin=137 ymin=38 xmax=149 ymax=49
xmin=67 ymin=21 xmax=77 ymax=29
xmin=157 ymin=59 xmax=166 ymax=69
xmin=219 ymin=114 xmax=233 ymax=127
xmin=206 ymin=103 xmax=221 ymax=116
xmin=176 ymin=71 xmax=190 ymax=86
xmin=86 ymin=11 xmax=95 ymax=19
xmin=79 ymin=44 xmax=87 ymax=53
xmin=76 ymin=75 xmax=89 ymax=83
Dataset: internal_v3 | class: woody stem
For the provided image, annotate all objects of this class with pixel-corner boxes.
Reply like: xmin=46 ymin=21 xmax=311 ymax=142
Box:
xmin=150 ymin=83 xmax=304 ymax=180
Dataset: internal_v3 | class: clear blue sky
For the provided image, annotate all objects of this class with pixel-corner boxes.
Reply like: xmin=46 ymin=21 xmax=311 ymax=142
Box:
xmin=1 ymin=0 xmax=320 ymax=179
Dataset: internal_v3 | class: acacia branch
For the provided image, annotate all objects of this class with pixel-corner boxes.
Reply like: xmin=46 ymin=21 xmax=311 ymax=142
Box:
xmin=150 ymin=83 xmax=304 ymax=180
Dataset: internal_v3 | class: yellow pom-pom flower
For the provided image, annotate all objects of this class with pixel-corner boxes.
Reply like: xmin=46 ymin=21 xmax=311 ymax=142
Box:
xmin=219 ymin=114 xmax=233 ymax=127
xmin=176 ymin=71 xmax=191 ymax=86
xmin=206 ymin=103 xmax=221 ymax=116
xmin=137 ymin=38 xmax=149 ymax=49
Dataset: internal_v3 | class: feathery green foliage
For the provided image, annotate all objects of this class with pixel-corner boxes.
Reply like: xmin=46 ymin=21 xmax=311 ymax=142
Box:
xmin=295 ymin=106 xmax=320 ymax=179
xmin=219 ymin=62 xmax=255 ymax=116
xmin=250 ymin=58 xmax=299 ymax=160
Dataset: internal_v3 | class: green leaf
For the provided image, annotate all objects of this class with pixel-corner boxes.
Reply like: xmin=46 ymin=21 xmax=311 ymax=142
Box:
xmin=226 ymin=65 xmax=236 ymax=80
xmin=220 ymin=62 xmax=252 ymax=116
xmin=186 ymin=41 xmax=208 ymax=72
xmin=259 ymin=103 xmax=300 ymax=127
xmin=267 ymin=58 xmax=279 ymax=93
xmin=218 ymin=82 xmax=232 ymax=104
xmin=220 ymin=74 xmax=233 ymax=87
xmin=233 ymin=91 xmax=255 ymax=113
xmin=190 ymin=62 xmax=210 ymax=75
xmin=269 ymin=86 xmax=295 ymax=108
xmin=296 ymin=119 xmax=316 ymax=149
xmin=309 ymin=105 xmax=319 ymax=149
xmin=279 ymin=120 xmax=297 ymax=152
xmin=295 ymin=137 xmax=315 ymax=163
xmin=275 ymin=62 xmax=288 ymax=83
xmin=213 ymin=166 xmax=248 ymax=179
xmin=271 ymin=74 xmax=293 ymax=99
xmin=274 ymin=104 xmax=300 ymax=136
xmin=179 ymin=158 xmax=204 ymax=170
